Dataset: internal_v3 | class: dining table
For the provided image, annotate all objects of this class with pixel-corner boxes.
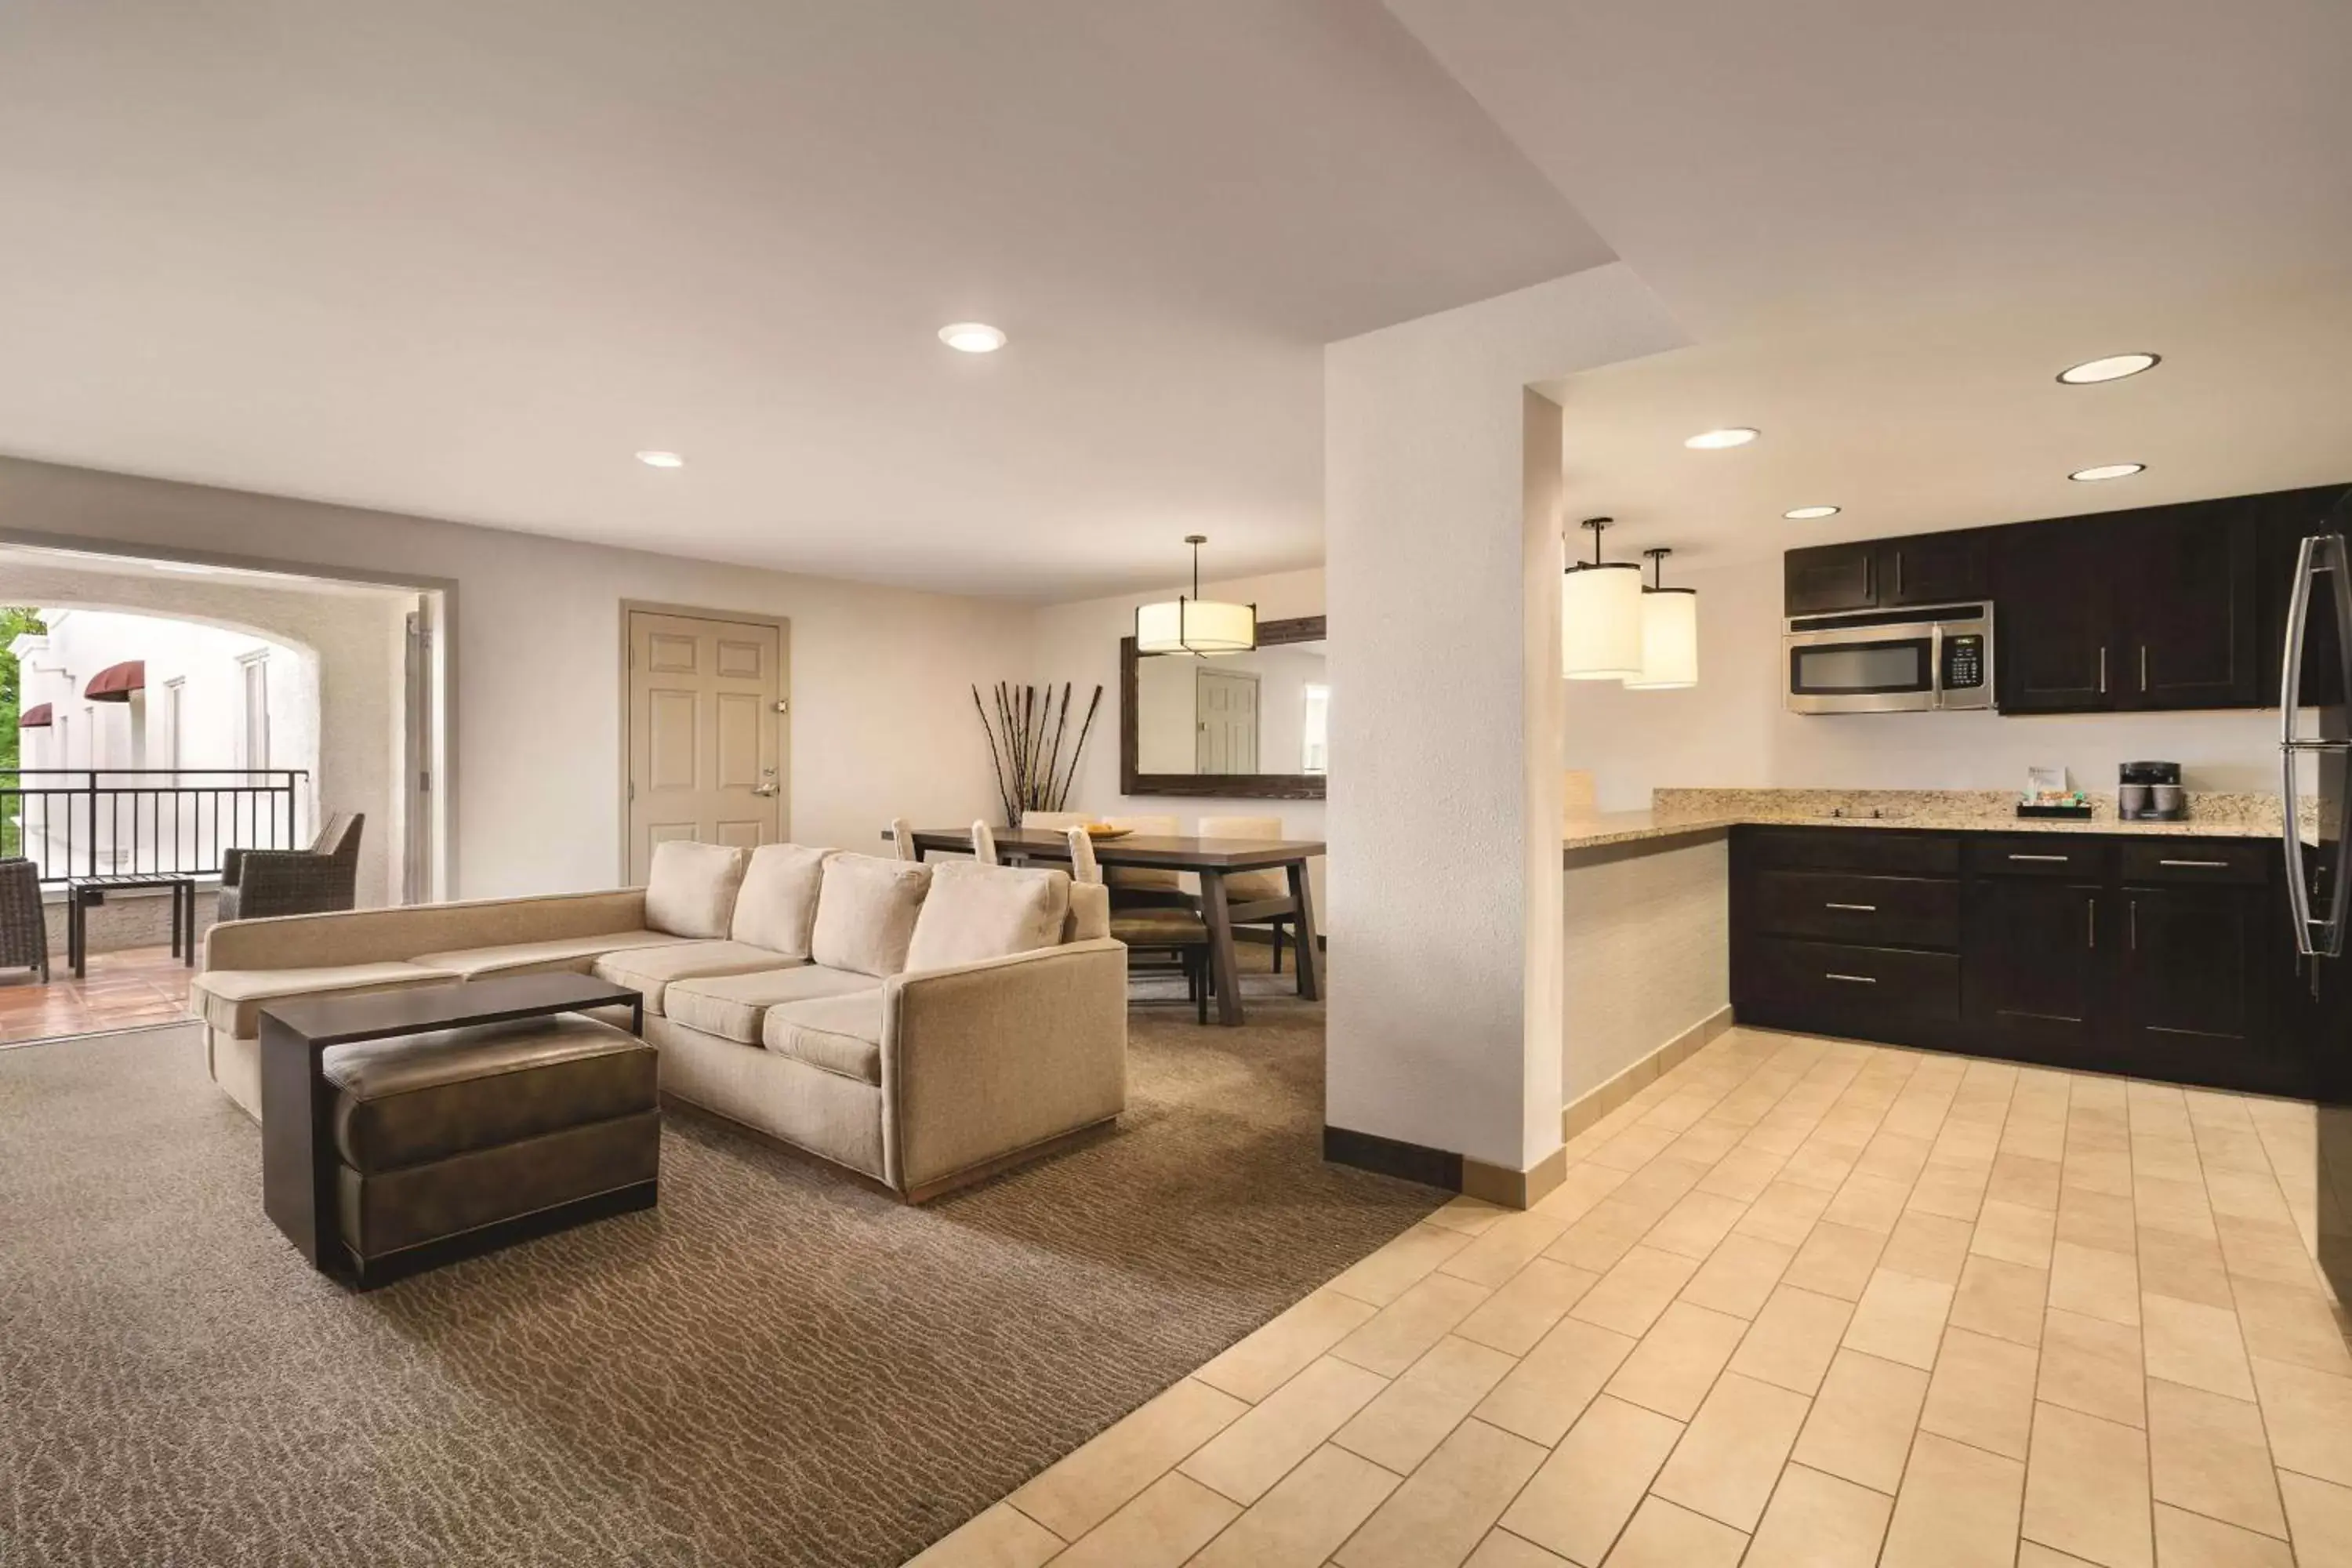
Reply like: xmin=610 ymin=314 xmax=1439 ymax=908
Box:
xmin=891 ymin=827 xmax=1324 ymax=1026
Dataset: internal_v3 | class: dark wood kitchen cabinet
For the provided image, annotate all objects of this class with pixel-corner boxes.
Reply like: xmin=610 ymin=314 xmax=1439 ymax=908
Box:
xmin=1731 ymin=826 xmax=2310 ymax=1095
xmin=2126 ymin=502 xmax=2260 ymax=710
xmin=1790 ymin=484 xmax=2346 ymax=714
xmin=1994 ymin=521 xmax=2117 ymax=711
xmin=1784 ymin=532 xmax=1988 ymax=616
xmin=1964 ymin=873 xmax=2106 ymax=1067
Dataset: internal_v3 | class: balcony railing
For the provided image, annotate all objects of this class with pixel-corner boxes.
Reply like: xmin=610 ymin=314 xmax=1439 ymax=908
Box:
xmin=0 ymin=768 xmax=309 ymax=886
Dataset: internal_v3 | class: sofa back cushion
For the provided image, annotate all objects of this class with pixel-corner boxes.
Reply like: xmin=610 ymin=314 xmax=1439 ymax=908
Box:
xmin=810 ymin=854 xmax=932 ymax=978
xmin=904 ymin=861 xmax=1072 ymax=973
xmin=730 ymin=843 xmax=833 ymax=958
xmin=644 ymin=842 xmax=749 ymax=939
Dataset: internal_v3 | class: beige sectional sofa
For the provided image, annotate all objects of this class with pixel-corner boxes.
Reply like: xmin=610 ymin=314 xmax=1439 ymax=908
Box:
xmin=194 ymin=843 xmax=1127 ymax=1200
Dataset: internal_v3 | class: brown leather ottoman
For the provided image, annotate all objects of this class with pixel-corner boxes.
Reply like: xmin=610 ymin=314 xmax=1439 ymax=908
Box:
xmin=321 ymin=1013 xmax=659 ymax=1285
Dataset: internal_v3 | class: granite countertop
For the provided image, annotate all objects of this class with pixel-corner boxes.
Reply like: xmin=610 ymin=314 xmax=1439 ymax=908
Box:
xmin=1565 ymin=788 xmax=2301 ymax=853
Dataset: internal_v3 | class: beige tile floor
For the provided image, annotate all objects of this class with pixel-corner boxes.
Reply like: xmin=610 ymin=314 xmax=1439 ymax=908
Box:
xmin=909 ymin=1028 xmax=2352 ymax=1568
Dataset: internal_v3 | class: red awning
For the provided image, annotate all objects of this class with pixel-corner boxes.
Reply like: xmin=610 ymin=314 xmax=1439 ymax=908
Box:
xmin=84 ymin=660 xmax=145 ymax=702
xmin=16 ymin=702 xmax=51 ymax=728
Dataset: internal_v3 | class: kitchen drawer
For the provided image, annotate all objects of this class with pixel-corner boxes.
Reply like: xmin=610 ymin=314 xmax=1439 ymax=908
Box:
xmin=1753 ymin=869 xmax=1959 ymax=949
xmin=1748 ymin=938 xmax=1961 ymax=1022
xmin=1740 ymin=827 xmax=1959 ymax=877
xmin=2118 ymin=839 xmax=2273 ymax=886
xmin=1965 ymin=837 xmax=2113 ymax=879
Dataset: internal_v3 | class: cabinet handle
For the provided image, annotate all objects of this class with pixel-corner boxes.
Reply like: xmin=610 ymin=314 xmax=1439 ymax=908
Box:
xmin=2140 ymin=644 xmax=2149 ymax=692
xmin=2130 ymin=897 xmax=2138 ymax=949
xmin=2087 ymin=895 xmax=2096 ymax=949
xmin=1864 ymin=555 xmax=1875 ymax=602
xmin=2099 ymin=647 xmax=2108 ymax=695
xmin=1824 ymin=972 xmax=1878 ymax=985
xmin=1824 ymin=902 xmax=1878 ymax=911
xmin=2008 ymin=853 xmax=2069 ymax=862
xmin=2158 ymin=858 xmax=2227 ymax=869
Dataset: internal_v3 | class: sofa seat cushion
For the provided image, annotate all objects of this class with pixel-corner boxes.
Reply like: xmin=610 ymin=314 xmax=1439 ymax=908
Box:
xmin=412 ymin=930 xmax=699 ymax=980
xmin=904 ymin=860 xmax=1072 ymax=973
xmin=325 ymin=1014 xmax=657 ymax=1173
xmin=662 ymin=964 xmax=878 ymax=1045
xmin=591 ymin=941 xmax=792 ymax=1014
xmin=761 ymin=990 xmax=887 ymax=1085
xmin=194 ymin=962 xmax=463 ymax=1038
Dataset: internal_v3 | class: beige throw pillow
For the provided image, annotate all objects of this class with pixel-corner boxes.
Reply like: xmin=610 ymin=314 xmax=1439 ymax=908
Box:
xmin=731 ymin=843 xmax=834 ymax=958
xmin=644 ymin=841 xmax=750 ymax=939
xmin=810 ymin=854 xmax=933 ymax=978
xmin=904 ymin=861 xmax=1072 ymax=973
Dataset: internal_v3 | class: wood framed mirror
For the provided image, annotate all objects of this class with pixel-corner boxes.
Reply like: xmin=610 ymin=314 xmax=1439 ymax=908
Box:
xmin=1120 ymin=614 xmax=1327 ymax=800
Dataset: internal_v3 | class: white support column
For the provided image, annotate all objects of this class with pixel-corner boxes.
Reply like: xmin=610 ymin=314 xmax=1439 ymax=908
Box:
xmin=1323 ymin=264 xmax=1686 ymax=1199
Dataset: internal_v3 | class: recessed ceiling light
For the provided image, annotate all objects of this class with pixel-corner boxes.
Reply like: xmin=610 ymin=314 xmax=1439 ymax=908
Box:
xmin=1784 ymin=505 xmax=1842 ymax=521
xmin=2058 ymin=352 xmax=2160 ymax=385
xmin=2070 ymin=463 xmax=2145 ymax=482
xmin=635 ymin=450 xmax=685 ymax=469
xmin=938 ymin=321 xmax=1007 ymax=354
xmin=1685 ymin=426 xmax=1759 ymax=449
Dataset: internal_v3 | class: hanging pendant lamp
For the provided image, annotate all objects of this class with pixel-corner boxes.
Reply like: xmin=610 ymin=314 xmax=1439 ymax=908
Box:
xmin=1136 ymin=534 xmax=1257 ymax=655
xmin=1625 ymin=546 xmax=1699 ymax=690
xmin=1562 ymin=517 xmax=1644 ymax=679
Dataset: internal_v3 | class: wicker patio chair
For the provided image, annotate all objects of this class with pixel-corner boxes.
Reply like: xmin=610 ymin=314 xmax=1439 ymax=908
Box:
xmin=214 ymin=813 xmax=364 ymax=923
xmin=0 ymin=858 xmax=48 ymax=982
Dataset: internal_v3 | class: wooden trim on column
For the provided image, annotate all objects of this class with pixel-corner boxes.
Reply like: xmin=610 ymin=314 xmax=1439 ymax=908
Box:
xmin=1461 ymin=1145 xmax=1567 ymax=1211
xmin=1323 ymin=1125 xmax=1461 ymax=1193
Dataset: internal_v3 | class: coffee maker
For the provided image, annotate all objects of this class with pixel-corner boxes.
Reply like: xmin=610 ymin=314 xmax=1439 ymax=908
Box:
xmin=2119 ymin=760 xmax=2185 ymax=821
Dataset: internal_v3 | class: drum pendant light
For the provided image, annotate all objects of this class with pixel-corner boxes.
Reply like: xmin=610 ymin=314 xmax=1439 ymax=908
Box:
xmin=1562 ymin=517 xmax=1643 ymax=679
xmin=1135 ymin=535 xmax=1258 ymax=655
xmin=1624 ymin=546 xmax=1699 ymax=690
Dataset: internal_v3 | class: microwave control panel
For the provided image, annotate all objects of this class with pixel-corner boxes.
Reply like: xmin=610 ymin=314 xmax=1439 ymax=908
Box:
xmin=1943 ymin=633 xmax=1985 ymax=689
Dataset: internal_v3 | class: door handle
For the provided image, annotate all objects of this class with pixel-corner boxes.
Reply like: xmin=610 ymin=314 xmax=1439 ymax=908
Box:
xmin=1824 ymin=902 xmax=1878 ymax=912
xmin=1824 ymin=972 xmax=1878 ymax=985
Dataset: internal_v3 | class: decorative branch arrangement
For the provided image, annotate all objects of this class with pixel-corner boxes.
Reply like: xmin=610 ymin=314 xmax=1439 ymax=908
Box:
xmin=972 ymin=681 xmax=1102 ymax=827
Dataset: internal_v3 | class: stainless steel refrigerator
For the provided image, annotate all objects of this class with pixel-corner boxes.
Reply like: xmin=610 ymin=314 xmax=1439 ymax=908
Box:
xmin=2278 ymin=510 xmax=2352 ymax=1301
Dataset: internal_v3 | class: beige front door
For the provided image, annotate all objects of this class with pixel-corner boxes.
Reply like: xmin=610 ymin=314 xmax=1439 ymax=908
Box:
xmin=626 ymin=609 xmax=786 ymax=881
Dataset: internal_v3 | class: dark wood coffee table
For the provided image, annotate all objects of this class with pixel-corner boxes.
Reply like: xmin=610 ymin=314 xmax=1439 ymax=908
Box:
xmin=259 ymin=972 xmax=644 ymax=1283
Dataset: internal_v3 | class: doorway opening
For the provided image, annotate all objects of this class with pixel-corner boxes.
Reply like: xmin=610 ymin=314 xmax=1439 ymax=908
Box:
xmin=0 ymin=543 xmax=449 ymax=1044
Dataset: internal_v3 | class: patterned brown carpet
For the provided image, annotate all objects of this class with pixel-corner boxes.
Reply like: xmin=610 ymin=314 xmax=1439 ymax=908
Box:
xmin=0 ymin=957 xmax=1438 ymax=1568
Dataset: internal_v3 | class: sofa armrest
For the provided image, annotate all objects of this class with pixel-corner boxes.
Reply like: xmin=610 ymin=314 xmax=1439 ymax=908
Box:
xmin=882 ymin=938 xmax=1127 ymax=1194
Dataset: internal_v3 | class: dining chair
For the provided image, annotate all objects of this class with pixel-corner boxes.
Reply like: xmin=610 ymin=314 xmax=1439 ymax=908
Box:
xmin=1101 ymin=814 xmax=1184 ymax=906
xmin=1066 ymin=826 xmax=1210 ymax=1023
xmin=970 ymin=821 xmax=999 ymax=865
xmin=888 ymin=817 xmax=918 ymax=862
xmin=1198 ymin=815 xmax=1294 ymax=971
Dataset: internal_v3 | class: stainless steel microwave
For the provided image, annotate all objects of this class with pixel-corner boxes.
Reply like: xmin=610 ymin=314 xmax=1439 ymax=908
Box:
xmin=1784 ymin=603 xmax=1994 ymax=713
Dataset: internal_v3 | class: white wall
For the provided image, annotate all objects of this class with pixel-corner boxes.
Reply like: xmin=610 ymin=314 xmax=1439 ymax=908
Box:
xmin=3 ymin=569 xmax=411 ymax=906
xmin=0 ymin=456 xmax=1035 ymax=900
xmin=1326 ymin=264 xmax=1689 ymax=1174
xmin=1566 ymin=557 xmax=2288 ymax=811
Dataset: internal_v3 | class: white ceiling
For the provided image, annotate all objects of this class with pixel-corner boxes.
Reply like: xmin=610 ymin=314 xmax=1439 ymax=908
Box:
xmin=1386 ymin=0 xmax=2352 ymax=572
xmin=1537 ymin=276 xmax=2352 ymax=574
xmin=1383 ymin=0 xmax=2352 ymax=341
xmin=0 ymin=1 xmax=1606 ymax=597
